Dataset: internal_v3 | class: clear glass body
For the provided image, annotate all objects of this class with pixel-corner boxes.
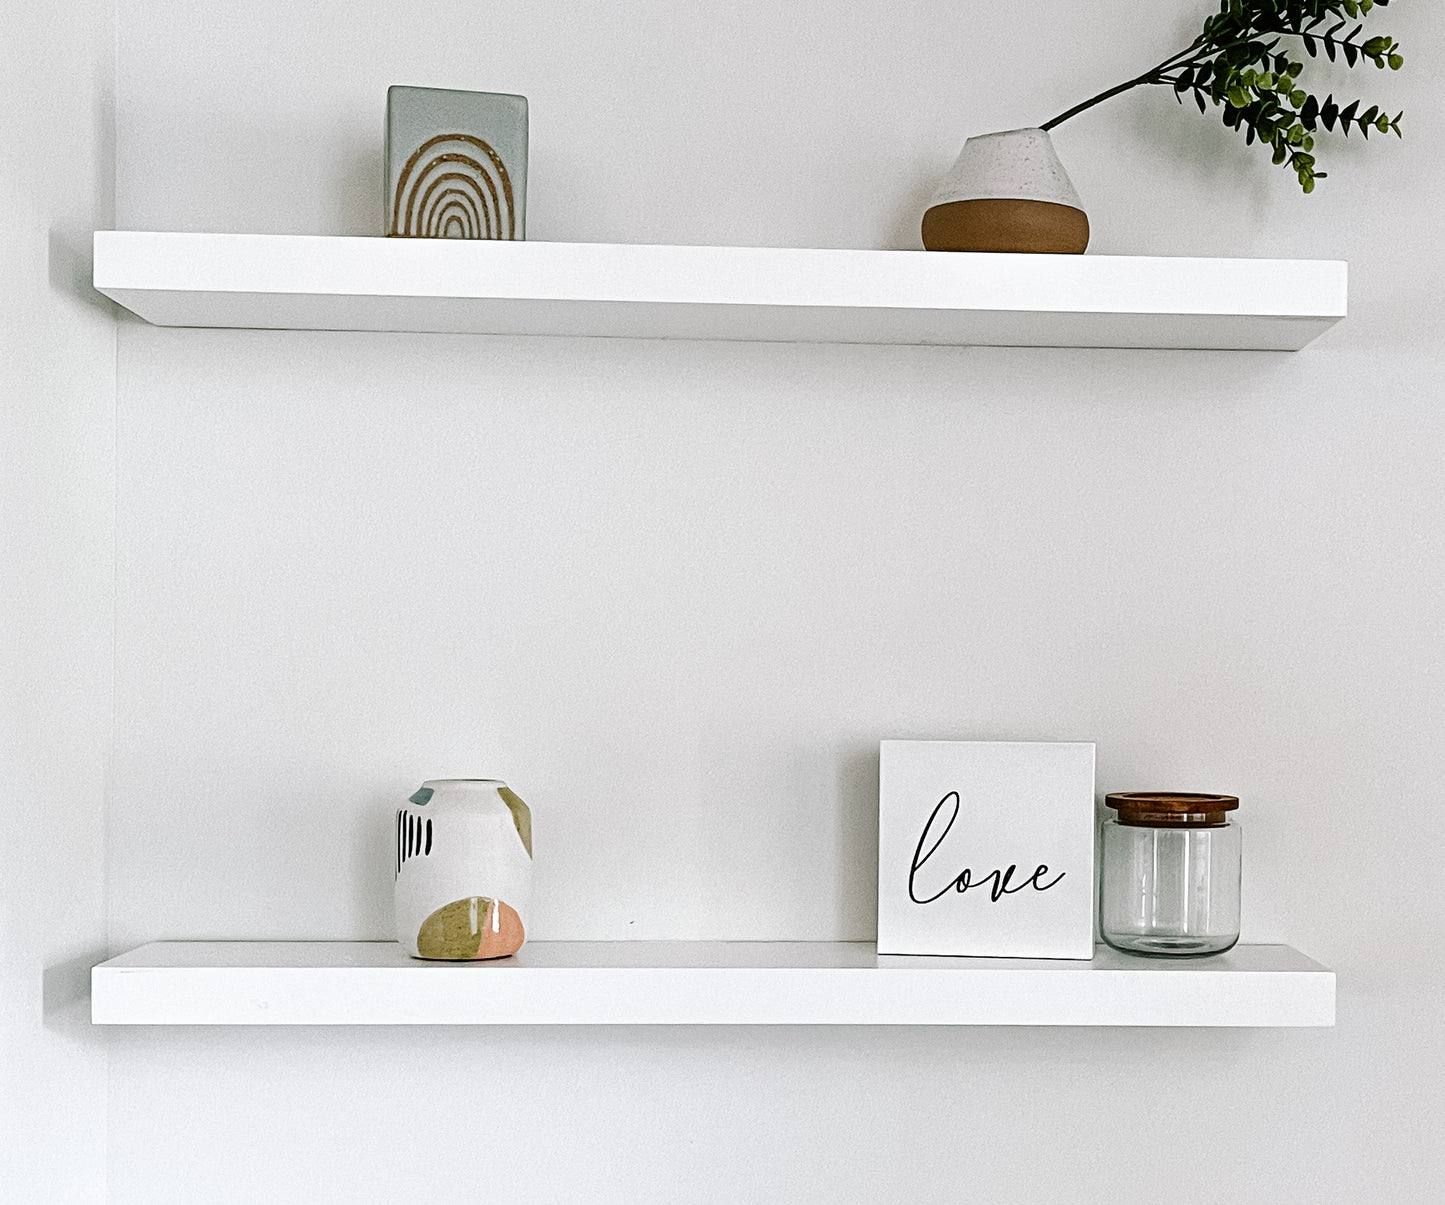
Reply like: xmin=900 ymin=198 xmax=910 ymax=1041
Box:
xmin=1099 ymin=818 xmax=1241 ymax=956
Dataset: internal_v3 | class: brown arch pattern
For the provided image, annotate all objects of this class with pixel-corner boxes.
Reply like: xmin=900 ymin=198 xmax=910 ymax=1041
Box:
xmin=433 ymin=198 xmax=479 ymax=240
xmin=415 ymin=172 xmax=493 ymax=240
xmin=402 ymin=155 xmax=500 ymax=239
xmin=390 ymin=133 xmax=516 ymax=239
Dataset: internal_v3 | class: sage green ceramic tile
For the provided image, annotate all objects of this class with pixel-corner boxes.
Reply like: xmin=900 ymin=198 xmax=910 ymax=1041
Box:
xmin=385 ymin=85 xmax=527 ymax=239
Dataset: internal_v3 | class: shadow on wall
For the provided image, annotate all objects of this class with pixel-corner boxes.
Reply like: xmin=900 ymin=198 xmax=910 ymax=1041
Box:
xmin=47 ymin=53 xmax=116 ymax=315
xmin=48 ymin=229 xmax=116 ymax=318
xmin=838 ymin=742 xmax=881 ymax=936
xmin=356 ymin=784 xmax=403 ymax=936
xmin=44 ymin=950 xmax=109 ymax=1037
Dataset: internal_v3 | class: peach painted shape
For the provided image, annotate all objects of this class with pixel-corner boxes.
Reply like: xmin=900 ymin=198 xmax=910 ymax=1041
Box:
xmin=476 ymin=900 xmax=525 ymax=959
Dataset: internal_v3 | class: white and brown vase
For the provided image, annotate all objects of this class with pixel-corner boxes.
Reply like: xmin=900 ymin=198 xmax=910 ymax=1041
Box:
xmin=921 ymin=128 xmax=1089 ymax=254
xmin=394 ymin=778 xmax=533 ymax=960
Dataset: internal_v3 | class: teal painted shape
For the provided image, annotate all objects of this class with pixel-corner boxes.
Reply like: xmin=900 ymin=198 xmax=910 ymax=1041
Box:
xmin=409 ymin=787 xmax=434 ymax=806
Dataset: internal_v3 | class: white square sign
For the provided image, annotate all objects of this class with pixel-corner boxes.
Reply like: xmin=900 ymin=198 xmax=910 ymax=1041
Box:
xmin=877 ymin=740 xmax=1096 ymax=959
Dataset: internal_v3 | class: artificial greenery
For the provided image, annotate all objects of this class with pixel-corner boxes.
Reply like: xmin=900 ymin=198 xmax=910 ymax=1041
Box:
xmin=1039 ymin=0 xmax=1404 ymax=192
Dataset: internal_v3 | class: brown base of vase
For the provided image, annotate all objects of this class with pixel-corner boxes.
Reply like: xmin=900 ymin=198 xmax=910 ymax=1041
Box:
xmin=921 ymin=198 xmax=1089 ymax=254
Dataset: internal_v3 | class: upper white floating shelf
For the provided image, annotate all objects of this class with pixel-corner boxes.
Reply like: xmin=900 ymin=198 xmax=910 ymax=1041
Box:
xmin=91 ymin=941 xmax=1334 ymax=1026
xmin=93 ymin=232 xmax=1345 ymax=351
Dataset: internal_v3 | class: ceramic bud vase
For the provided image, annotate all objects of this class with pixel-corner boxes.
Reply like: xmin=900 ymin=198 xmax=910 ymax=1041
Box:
xmin=394 ymin=779 xmax=533 ymax=960
xmin=921 ymin=128 xmax=1089 ymax=254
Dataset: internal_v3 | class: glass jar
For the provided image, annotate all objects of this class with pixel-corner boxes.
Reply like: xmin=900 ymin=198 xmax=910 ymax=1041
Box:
xmin=1099 ymin=792 xmax=1241 ymax=957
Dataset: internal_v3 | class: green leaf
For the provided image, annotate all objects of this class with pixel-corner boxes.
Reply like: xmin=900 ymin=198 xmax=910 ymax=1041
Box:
xmin=1036 ymin=0 xmax=1406 ymax=190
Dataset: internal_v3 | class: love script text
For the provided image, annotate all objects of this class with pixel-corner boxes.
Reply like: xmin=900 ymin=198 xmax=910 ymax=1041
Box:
xmin=909 ymin=791 xmax=1066 ymax=904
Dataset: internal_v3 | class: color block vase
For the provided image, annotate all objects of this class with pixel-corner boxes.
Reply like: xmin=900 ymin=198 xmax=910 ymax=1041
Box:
xmin=921 ymin=128 xmax=1089 ymax=254
xmin=394 ymin=779 xmax=533 ymax=960
xmin=385 ymin=85 xmax=528 ymax=239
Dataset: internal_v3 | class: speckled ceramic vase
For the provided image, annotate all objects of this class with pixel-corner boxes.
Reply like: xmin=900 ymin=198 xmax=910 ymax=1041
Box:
xmin=394 ymin=779 xmax=533 ymax=960
xmin=921 ymin=128 xmax=1089 ymax=254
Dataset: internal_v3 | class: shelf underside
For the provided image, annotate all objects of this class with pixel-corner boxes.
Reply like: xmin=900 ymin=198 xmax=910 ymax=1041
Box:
xmin=92 ymin=941 xmax=1334 ymax=1026
xmin=93 ymin=233 xmax=1346 ymax=350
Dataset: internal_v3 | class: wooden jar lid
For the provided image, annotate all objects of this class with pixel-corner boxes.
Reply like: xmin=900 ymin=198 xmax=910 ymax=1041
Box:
xmin=1105 ymin=792 xmax=1238 ymax=826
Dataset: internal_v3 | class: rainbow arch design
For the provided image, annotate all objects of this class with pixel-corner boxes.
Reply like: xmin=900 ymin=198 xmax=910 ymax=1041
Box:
xmin=389 ymin=133 xmax=517 ymax=239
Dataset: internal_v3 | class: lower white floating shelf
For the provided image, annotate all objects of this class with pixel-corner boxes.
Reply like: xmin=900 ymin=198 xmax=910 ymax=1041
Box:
xmin=92 ymin=941 xmax=1333 ymax=1027
xmin=93 ymin=232 xmax=1346 ymax=351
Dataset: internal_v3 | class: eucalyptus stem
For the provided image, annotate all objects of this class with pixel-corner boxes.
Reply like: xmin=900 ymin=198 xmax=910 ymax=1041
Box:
xmin=1041 ymin=45 xmax=1203 ymax=130
xmin=1040 ymin=74 xmax=1160 ymax=131
xmin=1029 ymin=1 xmax=1405 ymax=192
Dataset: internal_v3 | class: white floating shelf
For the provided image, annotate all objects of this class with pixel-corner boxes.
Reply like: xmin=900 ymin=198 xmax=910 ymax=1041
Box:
xmin=93 ymin=232 xmax=1345 ymax=350
xmin=92 ymin=941 xmax=1334 ymax=1026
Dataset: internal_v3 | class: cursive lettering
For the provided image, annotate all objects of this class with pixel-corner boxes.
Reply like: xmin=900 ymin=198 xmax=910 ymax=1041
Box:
xmin=908 ymin=791 xmax=1066 ymax=904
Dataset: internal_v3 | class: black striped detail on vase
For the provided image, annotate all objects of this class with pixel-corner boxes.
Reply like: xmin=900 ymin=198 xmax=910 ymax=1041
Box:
xmin=395 ymin=810 xmax=434 ymax=876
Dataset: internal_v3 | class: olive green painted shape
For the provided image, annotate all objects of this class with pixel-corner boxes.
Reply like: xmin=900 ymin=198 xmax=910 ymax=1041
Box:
xmin=498 ymin=785 xmax=532 ymax=857
xmin=416 ymin=896 xmax=495 ymax=960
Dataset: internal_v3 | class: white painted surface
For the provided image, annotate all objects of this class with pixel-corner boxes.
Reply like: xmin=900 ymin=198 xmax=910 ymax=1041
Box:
xmin=102 ymin=0 xmax=1444 ymax=1201
xmin=0 ymin=0 xmax=113 ymax=1198
xmin=92 ymin=230 xmax=1345 ymax=349
xmin=877 ymin=741 xmax=1096 ymax=957
xmin=92 ymin=941 xmax=1334 ymax=1026
xmin=928 ymin=127 xmax=1085 ymax=208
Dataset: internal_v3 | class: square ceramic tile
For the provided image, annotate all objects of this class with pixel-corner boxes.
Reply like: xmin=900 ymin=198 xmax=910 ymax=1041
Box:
xmin=385 ymin=85 xmax=527 ymax=238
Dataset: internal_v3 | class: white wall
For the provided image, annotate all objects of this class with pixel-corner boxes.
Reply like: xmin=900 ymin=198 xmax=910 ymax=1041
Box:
xmin=0 ymin=1 xmax=114 ymax=1200
xmin=102 ymin=1 xmax=1445 ymax=1201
